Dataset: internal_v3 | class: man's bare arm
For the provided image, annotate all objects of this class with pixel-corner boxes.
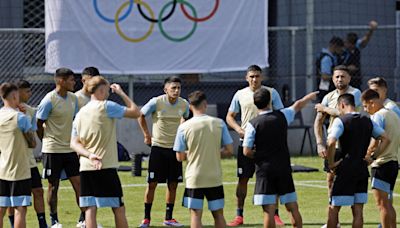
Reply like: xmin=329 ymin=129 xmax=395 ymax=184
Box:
xmin=138 ymin=113 xmax=151 ymax=145
xmin=36 ymin=119 xmax=45 ymax=141
xmin=23 ymin=131 xmax=36 ymax=148
xmin=226 ymin=111 xmax=244 ymax=138
xmin=176 ymin=152 xmax=187 ymax=162
xmin=314 ymin=112 xmax=328 ymax=158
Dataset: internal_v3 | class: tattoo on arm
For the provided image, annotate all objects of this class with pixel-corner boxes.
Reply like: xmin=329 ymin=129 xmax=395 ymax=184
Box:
xmin=23 ymin=131 xmax=37 ymax=148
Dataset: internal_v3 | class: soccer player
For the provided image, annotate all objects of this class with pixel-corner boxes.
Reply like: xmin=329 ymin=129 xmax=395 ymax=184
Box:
xmin=36 ymin=68 xmax=84 ymax=228
xmin=314 ymin=65 xmax=361 ymax=187
xmin=226 ymin=65 xmax=284 ymax=227
xmin=325 ymin=93 xmax=389 ymax=228
xmin=361 ymin=89 xmax=400 ymax=228
xmin=367 ymin=77 xmax=400 ymax=118
xmin=75 ymin=67 xmax=100 ymax=109
xmin=71 ymin=76 xmax=141 ymax=228
xmin=138 ymin=76 xmax=189 ymax=227
xmin=174 ymin=90 xmax=233 ymax=228
xmin=7 ymin=80 xmax=48 ymax=228
xmin=0 ymin=83 xmax=36 ymax=228
xmin=242 ymin=88 xmax=318 ymax=228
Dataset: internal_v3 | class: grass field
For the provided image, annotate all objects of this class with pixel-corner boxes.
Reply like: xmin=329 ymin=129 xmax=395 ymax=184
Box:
xmin=20 ymin=156 xmax=400 ymax=228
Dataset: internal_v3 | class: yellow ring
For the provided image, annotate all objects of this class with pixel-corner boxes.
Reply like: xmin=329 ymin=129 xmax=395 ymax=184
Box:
xmin=115 ymin=0 xmax=154 ymax=43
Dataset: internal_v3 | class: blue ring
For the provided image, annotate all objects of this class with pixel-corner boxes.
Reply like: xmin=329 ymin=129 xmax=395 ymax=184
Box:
xmin=93 ymin=0 xmax=134 ymax=23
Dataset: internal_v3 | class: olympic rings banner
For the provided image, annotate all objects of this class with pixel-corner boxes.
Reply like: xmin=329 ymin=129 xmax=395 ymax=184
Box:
xmin=45 ymin=0 xmax=268 ymax=74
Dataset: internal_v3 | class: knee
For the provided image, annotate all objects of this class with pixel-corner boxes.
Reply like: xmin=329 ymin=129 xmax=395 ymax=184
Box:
xmin=32 ymin=188 xmax=44 ymax=198
xmin=148 ymin=182 xmax=157 ymax=191
xmin=238 ymin=178 xmax=249 ymax=186
xmin=168 ymin=182 xmax=178 ymax=191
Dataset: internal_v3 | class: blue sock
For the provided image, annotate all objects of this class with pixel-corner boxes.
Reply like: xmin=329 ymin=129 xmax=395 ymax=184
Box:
xmin=37 ymin=213 xmax=47 ymax=228
xmin=50 ymin=213 xmax=59 ymax=225
xmin=236 ymin=208 xmax=243 ymax=217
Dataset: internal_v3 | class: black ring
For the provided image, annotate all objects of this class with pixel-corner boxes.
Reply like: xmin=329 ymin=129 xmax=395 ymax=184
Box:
xmin=137 ymin=0 xmax=177 ymax=23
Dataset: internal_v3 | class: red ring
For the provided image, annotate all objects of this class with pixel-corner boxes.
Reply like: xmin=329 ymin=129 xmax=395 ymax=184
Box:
xmin=180 ymin=0 xmax=219 ymax=22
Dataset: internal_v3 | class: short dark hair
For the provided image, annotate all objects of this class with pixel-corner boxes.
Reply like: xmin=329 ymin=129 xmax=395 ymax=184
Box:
xmin=82 ymin=66 xmax=100 ymax=77
xmin=333 ymin=65 xmax=351 ymax=75
xmin=346 ymin=33 xmax=358 ymax=45
xmin=368 ymin=77 xmax=387 ymax=88
xmin=0 ymin=83 xmax=18 ymax=99
xmin=55 ymin=67 xmax=74 ymax=80
xmin=253 ymin=87 xmax=271 ymax=109
xmin=329 ymin=36 xmax=344 ymax=47
xmin=16 ymin=79 xmax=31 ymax=89
xmin=361 ymin=89 xmax=380 ymax=101
xmin=188 ymin=90 xmax=207 ymax=107
xmin=337 ymin=93 xmax=355 ymax=107
xmin=164 ymin=76 xmax=181 ymax=86
xmin=247 ymin=65 xmax=262 ymax=73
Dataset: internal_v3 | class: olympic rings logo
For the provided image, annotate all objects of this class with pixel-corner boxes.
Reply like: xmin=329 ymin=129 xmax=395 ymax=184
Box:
xmin=93 ymin=0 xmax=219 ymax=43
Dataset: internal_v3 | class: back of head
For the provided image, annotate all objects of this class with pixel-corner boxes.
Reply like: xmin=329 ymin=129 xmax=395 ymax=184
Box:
xmin=247 ymin=64 xmax=262 ymax=73
xmin=367 ymin=77 xmax=387 ymax=89
xmin=82 ymin=66 xmax=100 ymax=77
xmin=253 ymin=87 xmax=271 ymax=109
xmin=16 ymin=79 xmax=31 ymax=89
xmin=329 ymin=36 xmax=344 ymax=47
xmin=337 ymin=93 xmax=355 ymax=107
xmin=361 ymin=89 xmax=380 ymax=102
xmin=188 ymin=90 xmax=206 ymax=108
xmin=87 ymin=76 xmax=109 ymax=94
xmin=0 ymin=83 xmax=18 ymax=100
xmin=55 ymin=67 xmax=74 ymax=80
xmin=164 ymin=76 xmax=182 ymax=87
xmin=346 ymin=32 xmax=358 ymax=45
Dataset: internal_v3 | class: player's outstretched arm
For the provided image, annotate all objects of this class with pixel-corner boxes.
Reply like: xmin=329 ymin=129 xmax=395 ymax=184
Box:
xmin=110 ymin=83 xmax=140 ymax=118
xmin=360 ymin=20 xmax=378 ymax=48
xmin=290 ymin=91 xmax=319 ymax=113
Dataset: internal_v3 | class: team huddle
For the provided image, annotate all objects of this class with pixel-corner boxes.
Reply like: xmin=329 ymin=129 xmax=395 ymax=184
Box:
xmin=0 ymin=64 xmax=399 ymax=228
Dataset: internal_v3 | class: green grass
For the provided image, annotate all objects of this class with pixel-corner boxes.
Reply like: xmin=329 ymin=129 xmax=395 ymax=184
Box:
xmin=19 ymin=156 xmax=400 ymax=227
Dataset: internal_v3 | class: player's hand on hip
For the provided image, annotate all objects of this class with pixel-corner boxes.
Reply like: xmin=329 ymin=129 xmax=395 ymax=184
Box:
xmin=144 ymin=135 xmax=152 ymax=146
xmin=317 ymin=144 xmax=327 ymax=159
xmin=238 ymin=128 xmax=245 ymax=139
xmin=328 ymin=158 xmax=342 ymax=174
xmin=89 ymin=153 xmax=103 ymax=170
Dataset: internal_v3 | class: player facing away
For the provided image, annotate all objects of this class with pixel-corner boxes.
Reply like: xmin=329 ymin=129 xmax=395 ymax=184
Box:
xmin=138 ymin=76 xmax=189 ymax=227
xmin=7 ymin=80 xmax=48 ymax=228
xmin=36 ymin=68 xmax=84 ymax=228
xmin=0 ymin=83 xmax=36 ymax=228
xmin=226 ymin=65 xmax=284 ymax=227
xmin=75 ymin=66 xmax=100 ymax=109
xmin=367 ymin=77 xmax=400 ymax=118
xmin=361 ymin=89 xmax=400 ymax=228
xmin=174 ymin=90 xmax=233 ymax=228
xmin=71 ymin=76 xmax=141 ymax=228
xmin=325 ymin=94 xmax=389 ymax=228
xmin=243 ymin=88 xmax=319 ymax=228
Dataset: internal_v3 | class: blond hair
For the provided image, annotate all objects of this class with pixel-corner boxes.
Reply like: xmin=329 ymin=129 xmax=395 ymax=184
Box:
xmin=87 ymin=76 xmax=109 ymax=94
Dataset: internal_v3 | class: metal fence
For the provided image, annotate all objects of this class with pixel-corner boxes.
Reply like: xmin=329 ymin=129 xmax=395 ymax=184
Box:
xmin=1 ymin=25 xmax=399 ymax=108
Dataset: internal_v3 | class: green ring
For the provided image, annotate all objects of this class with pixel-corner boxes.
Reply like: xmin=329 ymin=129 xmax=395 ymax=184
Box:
xmin=158 ymin=0 xmax=197 ymax=42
